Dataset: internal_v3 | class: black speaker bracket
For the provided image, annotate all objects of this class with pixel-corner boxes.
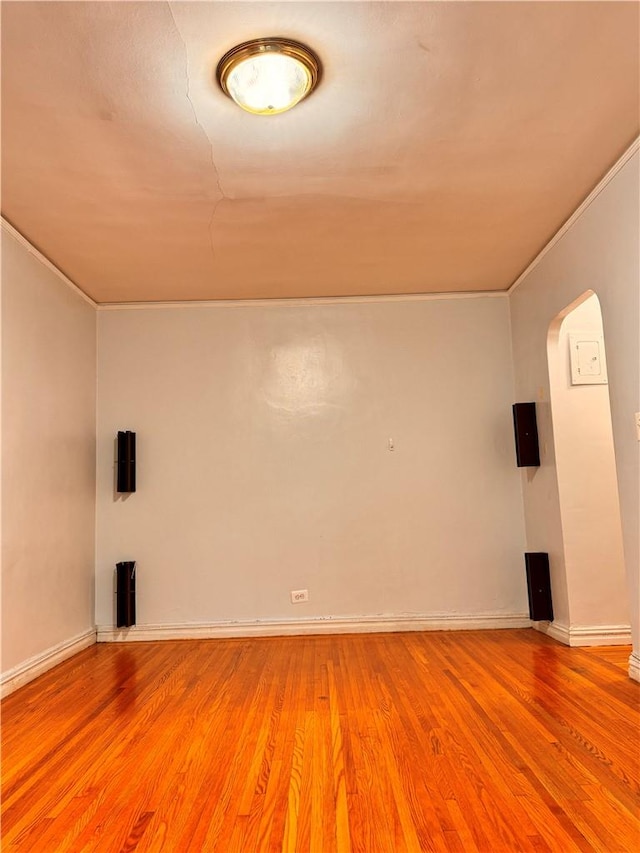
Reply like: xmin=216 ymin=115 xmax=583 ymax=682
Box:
xmin=117 ymin=430 xmax=136 ymax=493
xmin=512 ymin=403 xmax=540 ymax=468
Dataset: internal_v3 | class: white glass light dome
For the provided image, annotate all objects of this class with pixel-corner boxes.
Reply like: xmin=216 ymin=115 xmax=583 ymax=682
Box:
xmin=216 ymin=38 xmax=321 ymax=116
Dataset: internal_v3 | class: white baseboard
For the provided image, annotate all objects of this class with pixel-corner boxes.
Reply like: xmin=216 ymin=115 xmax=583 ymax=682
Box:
xmin=97 ymin=612 xmax=531 ymax=643
xmin=533 ymin=620 xmax=632 ymax=647
xmin=1 ymin=628 xmax=97 ymax=698
xmin=629 ymin=652 xmax=640 ymax=682
xmin=533 ymin=620 xmax=570 ymax=645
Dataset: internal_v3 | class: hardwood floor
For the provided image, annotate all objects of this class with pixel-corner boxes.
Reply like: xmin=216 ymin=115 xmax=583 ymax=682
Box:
xmin=1 ymin=630 xmax=639 ymax=852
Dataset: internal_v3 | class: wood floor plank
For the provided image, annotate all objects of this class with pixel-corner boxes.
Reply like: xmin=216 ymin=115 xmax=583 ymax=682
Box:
xmin=463 ymin=638 xmax=640 ymax=816
xmin=2 ymin=630 xmax=639 ymax=852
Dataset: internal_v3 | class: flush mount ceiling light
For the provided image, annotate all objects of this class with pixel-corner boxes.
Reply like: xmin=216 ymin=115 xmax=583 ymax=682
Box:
xmin=216 ymin=37 xmax=321 ymax=115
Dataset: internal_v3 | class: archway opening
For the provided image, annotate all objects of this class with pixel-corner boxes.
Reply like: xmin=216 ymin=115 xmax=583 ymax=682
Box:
xmin=546 ymin=291 xmax=630 ymax=643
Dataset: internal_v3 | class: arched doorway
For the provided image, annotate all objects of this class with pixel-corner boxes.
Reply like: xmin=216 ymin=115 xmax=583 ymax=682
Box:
xmin=545 ymin=291 xmax=630 ymax=643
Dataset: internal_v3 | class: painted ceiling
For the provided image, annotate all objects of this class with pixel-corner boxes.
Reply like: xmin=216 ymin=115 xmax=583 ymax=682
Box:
xmin=1 ymin=1 xmax=638 ymax=303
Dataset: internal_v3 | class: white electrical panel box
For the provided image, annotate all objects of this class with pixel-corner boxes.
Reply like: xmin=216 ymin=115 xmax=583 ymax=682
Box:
xmin=569 ymin=333 xmax=608 ymax=385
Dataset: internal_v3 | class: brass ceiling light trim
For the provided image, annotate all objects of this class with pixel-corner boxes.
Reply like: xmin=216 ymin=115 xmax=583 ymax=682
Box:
xmin=216 ymin=37 xmax=321 ymax=115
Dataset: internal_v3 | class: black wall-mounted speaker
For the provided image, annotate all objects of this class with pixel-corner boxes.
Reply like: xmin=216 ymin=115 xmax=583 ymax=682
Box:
xmin=512 ymin=403 xmax=540 ymax=467
xmin=116 ymin=561 xmax=136 ymax=628
xmin=117 ymin=430 xmax=136 ymax=492
xmin=525 ymin=552 xmax=553 ymax=622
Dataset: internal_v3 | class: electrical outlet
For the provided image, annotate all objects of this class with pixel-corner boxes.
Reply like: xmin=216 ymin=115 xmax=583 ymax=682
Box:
xmin=290 ymin=589 xmax=309 ymax=604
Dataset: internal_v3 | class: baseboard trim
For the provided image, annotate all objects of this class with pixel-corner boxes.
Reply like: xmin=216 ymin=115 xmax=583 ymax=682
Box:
xmin=533 ymin=621 xmax=632 ymax=647
xmin=96 ymin=612 xmax=531 ymax=643
xmin=629 ymin=652 xmax=640 ymax=683
xmin=533 ymin=620 xmax=570 ymax=645
xmin=1 ymin=628 xmax=97 ymax=698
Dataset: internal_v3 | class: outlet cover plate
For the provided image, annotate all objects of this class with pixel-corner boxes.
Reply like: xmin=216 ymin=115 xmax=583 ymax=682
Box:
xmin=290 ymin=589 xmax=309 ymax=604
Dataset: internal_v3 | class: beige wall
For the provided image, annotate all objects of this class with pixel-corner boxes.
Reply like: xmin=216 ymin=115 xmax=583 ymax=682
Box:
xmin=1 ymin=227 xmax=96 ymax=676
xmin=510 ymin=152 xmax=639 ymax=658
xmin=96 ymin=296 xmax=528 ymax=630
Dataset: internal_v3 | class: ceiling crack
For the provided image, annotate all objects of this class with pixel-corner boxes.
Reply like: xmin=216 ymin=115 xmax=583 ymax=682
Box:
xmin=166 ymin=1 xmax=225 ymax=266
